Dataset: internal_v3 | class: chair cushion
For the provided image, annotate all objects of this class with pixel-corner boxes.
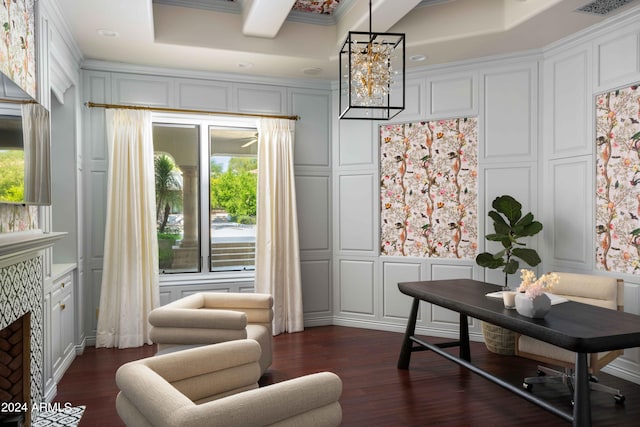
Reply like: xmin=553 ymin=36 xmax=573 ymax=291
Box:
xmin=551 ymin=272 xmax=617 ymax=309
xmin=517 ymin=335 xmax=609 ymax=366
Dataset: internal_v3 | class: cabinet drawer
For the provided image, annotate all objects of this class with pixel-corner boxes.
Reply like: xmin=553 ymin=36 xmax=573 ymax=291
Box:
xmin=53 ymin=272 xmax=73 ymax=296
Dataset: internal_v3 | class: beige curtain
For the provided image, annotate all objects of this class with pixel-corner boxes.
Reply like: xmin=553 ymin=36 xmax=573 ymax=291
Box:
xmin=96 ymin=109 xmax=159 ymax=348
xmin=22 ymin=103 xmax=50 ymax=204
xmin=255 ymin=118 xmax=303 ymax=335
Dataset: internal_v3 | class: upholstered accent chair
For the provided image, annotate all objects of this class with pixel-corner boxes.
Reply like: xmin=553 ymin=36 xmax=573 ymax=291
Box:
xmin=149 ymin=292 xmax=273 ymax=374
xmin=515 ymin=272 xmax=625 ymax=404
xmin=115 ymin=340 xmax=343 ymax=427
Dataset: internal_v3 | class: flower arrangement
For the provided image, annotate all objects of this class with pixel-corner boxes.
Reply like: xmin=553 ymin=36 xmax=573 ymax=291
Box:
xmin=517 ymin=269 xmax=559 ymax=299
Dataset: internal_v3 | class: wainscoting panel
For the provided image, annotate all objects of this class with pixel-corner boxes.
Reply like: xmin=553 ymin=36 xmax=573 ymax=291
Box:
xmin=338 ymin=174 xmax=375 ymax=252
xmin=234 ymin=83 xmax=286 ymax=114
xmin=296 ymin=175 xmax=330 ymax=251
xmin=338 ymin=259 xmax=375 ymax=315
xmin=482 ymin=65 xmax=536 ymax=160
xmin=176 ymin=79 xmax=231 ymax=111
xmin=550 ymin=157 xmax=591 ymax=266
xmin=431 ymin=263 xmax=474 ymax=280
xmin=84 ymin=72 xmax=110 ymax=162
xmin=381 ymin=260 xmax=423 ymax=320
xmin=393 ymin=77 xmax=425 ymax=122
xmin=90 ymin=171 xmax=107 ymax=258
xmin=338 ymin=120 xmax=374 ymax=167
xmin=428 ymin=72 xmax=476 ymax=118
xmin=481 ymin=165 xmax=536 ymax=286
xmin=112 ymin=74 xmax=173 ymax=107
xmin=547 ymin=49 xmax=591 ymax=156
xmin=301 ymin=260 xmax=331 ymax=314
xmin=290 ymin=89 xmax=331 ymax=167
xmin=596 ymin=30 xmax=639 ymax=90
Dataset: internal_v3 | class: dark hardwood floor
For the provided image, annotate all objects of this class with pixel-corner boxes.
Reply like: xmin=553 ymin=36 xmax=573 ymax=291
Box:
xmin=54 ymin=326 xmax=640 ymax=426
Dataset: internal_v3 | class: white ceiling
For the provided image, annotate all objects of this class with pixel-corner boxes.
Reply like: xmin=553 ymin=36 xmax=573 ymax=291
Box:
xmin=55 ymin=0 xmax=640 ymax=81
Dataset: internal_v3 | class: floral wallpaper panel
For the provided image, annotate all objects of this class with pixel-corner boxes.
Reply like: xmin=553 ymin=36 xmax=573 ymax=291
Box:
xmin=0 ymin=0 xmax=36 ymax=97
xmin=380 ymin=118 xmax=479 ymax=259
xmin=0 ymin=0 xmax=37 ymax=233
xmin=596 ymin=84 xmax=640 ymax=274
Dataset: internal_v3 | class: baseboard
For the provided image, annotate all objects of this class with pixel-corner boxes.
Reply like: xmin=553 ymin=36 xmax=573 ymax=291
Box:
xmin=602 ymin=356 xmax=640 ymax=385
xmin=330 ymin=316 xmax=485 ymax=342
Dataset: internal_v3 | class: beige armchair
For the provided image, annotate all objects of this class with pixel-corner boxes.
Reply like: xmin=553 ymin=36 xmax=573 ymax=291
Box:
xmin=115 ymin=340 xmax=343 ymax=427
xmin=149 ymin=292 xmax=273 ymax=374
xmin=515 ymin=272 xmax=625 ymax=404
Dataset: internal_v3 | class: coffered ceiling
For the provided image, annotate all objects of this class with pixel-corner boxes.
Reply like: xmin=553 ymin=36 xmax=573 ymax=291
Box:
xmin=55 ymin=0 xmax=640 ymax=80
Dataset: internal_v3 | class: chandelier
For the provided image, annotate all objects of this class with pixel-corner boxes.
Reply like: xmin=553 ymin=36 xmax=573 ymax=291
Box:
xmin=339 ymin=0 xmax=405 ymax=120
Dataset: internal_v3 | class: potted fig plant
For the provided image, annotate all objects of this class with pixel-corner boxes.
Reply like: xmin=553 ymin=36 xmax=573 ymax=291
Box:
xmin=475 ymin=195 xmax=543 ymax=354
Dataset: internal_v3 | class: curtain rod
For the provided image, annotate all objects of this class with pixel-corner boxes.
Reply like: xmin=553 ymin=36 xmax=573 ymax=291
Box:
xmin=0 ymin=98 xmax=38 ymax=104
xmin=85 ymin=102 xmax=300 ymax=121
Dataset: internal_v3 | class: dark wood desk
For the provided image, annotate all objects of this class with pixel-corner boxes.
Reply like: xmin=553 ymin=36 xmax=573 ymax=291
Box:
xmin=397 ymin=279 xmax=640 ymax=427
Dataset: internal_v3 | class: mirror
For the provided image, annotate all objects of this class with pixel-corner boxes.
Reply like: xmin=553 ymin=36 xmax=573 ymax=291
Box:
xmin=0 ymin=72 xmax=51 ymax=205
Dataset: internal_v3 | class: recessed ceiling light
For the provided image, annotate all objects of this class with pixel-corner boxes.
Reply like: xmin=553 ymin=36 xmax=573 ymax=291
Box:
xmin=409 ymin=54 xmax=427 ymax=62
xmin=97 ymin=28 xmax=119 ymax=38
xmin=302 ymin=67 xmax=322 ymax=76
xmin=237 ymin=62 xmax=253 ymax=69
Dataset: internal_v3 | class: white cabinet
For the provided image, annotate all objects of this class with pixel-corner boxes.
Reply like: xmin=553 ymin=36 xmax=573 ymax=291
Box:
xmin=44 ymin=265 xmax=76 ymax=400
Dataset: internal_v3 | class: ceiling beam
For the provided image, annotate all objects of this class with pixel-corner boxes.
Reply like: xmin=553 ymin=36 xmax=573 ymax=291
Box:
xmin=239 ymin=0 xmax=298 ymax=38
xmin=336 ymin=0 xmax=423 ymax=44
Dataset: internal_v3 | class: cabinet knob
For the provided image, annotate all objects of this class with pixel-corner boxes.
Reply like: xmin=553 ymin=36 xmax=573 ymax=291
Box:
xmin=61 ymin=282 xmax=65 ymax=288
xmin=60 ymin=303 xmax=66 ymax=310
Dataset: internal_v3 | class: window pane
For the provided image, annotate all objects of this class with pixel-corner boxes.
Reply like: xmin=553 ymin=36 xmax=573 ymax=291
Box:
xmin=209 ymin=127 xmax=257 ymax=272
xmin=153 ymin=123 xmax=200 ymax=273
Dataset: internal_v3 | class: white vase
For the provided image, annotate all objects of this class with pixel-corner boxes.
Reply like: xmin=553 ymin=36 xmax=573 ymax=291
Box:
xmin=515 ymin=292 xmax=551 ymax=318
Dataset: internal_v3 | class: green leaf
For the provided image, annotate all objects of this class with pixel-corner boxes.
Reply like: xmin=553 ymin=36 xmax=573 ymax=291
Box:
xmin=503 ymin=259 xmax=520 ymax=275
xmin=515 ymin=212 xmax=534 ymax=227
xmin=512 ymin=247 xmax=541 ymax=266
xmin=520 ymin=221 xmax=543 ymax=237
xmin=485 ymin=233 xmax=508 ymax=241
xmin=492 ymin=195 xmax=522 ymax=224
xmin=475 ymin=252 xmax=505 ymax=269
xmin=632 ymin=130 xmax=640 ymax=141
xmin=488 ymin=211 xmax=509 ymax=228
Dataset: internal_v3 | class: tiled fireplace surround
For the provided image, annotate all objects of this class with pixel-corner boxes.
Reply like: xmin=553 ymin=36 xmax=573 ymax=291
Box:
xmin=0 ymin=231 xmax=64 ymax=419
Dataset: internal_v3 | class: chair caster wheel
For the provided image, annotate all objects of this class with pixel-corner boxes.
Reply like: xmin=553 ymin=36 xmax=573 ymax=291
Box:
xmin=614 ymin=394 xmax=625 ymax=405
xmin=523 ymin=382 xmax=533 ymax=391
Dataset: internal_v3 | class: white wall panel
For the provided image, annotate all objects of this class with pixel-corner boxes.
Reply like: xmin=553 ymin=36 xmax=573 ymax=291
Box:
xmin=431 ymin=263 xmax=474 ymax=280
xmin=176 ymin=79 xmax=231 ymax=111
xmin=549 ymin=50 xmax=591 ymax=155
xmin=291 ymin=90 xmax=331 ymax=167
xmin=85 ymin=72 xmax=110 ymax=161
xmin=483 ymin=67 xmax=535 ymax=160
xmin=482 ymin=165 xmax=536 ymax=286
xmin=234 ymin=84 xmax=285 ymax=114
xmin=597 ymin=31 xmax=639 ymax=89
xmin=338 ymin=174 xmax=375 ymax=252
xmin=393 ymin=78 xmax=425 ymax=121
xmin=551 ymin=158 xmax=590 ymax=265
xmin=113 ymin=74 xmax=172 ymax=106
xmin=296 ymin=176 xmax=330 ymax=251
xmin=90 ymin=171 xmax=107 ymax=258
xmin=301 ymin=260 xmax=331 ymax=313
xmin=338 ymin=120 xmax=374 ymax=166
xmin=339 ymin=259 xmax=374 ymax=314
xmin=429 ymin=73 xmax=476 ymax=117
xmin=382 ymin=261 xmax=423 ymax=319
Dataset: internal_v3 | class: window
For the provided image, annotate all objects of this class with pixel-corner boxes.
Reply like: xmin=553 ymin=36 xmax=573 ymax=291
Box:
xmin=152 ymin=115 xmax=258 ymax=276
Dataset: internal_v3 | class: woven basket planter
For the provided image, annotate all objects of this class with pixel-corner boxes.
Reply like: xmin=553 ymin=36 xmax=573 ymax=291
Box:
xmin=480 ymin=321 xmax=515 ymax=355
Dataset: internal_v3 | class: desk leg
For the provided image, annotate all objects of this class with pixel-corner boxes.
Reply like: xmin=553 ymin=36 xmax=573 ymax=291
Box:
xmin=397 ymin=298 xmax=420 ymax=369
xmin=573 ymin=352 xmax=591 ymax=427
xmin=459 ymin=313 xmax=470 ymax=362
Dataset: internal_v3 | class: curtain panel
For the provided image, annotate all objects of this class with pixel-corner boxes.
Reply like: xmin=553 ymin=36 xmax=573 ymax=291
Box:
xmin=96 ymin=109 xmax=159 ymax=348
xmin=255 ymin=118 xmax=304 ymax=335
